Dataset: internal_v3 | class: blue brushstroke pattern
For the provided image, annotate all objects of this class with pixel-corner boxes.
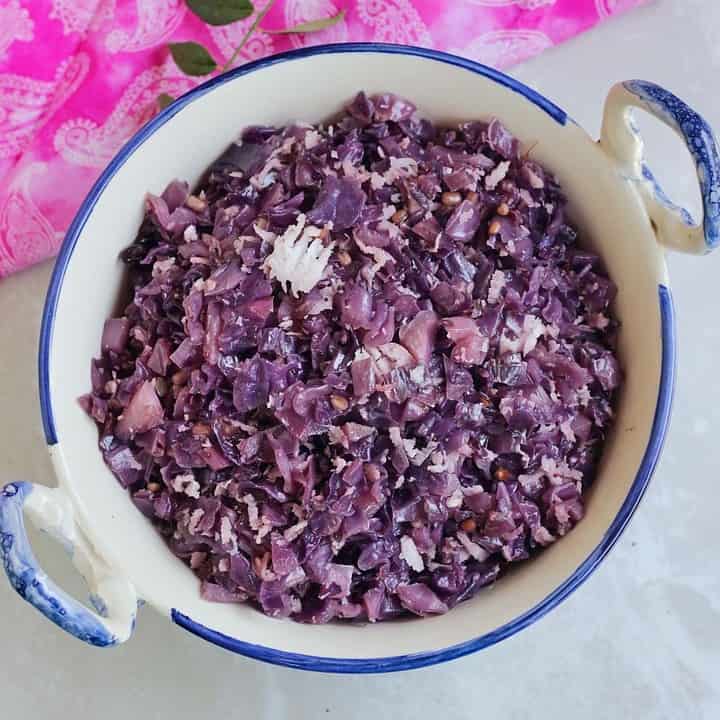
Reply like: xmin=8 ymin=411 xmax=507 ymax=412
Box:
xmin=0 ymin=482 xmax=117 ymax=647
xmin=624 ymin=80 xmax=720 ymax=250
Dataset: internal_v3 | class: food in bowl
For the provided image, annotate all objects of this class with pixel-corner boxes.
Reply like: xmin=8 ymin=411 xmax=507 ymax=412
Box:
xmin=80 ymin=91 xmax=621 ymax=623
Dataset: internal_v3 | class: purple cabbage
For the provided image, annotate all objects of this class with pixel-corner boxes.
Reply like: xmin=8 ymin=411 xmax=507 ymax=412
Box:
xmin=82 ymin=92 xmax=621 ymax=624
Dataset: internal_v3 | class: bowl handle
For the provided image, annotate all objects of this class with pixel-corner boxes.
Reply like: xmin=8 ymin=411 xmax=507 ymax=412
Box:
xmin=0 ymin=482 xmax=137 ymax=646
xmin=600 ymin=80 xmax=720 ymax=254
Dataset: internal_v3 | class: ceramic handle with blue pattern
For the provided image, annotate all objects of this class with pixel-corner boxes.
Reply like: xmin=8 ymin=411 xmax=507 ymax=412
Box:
xmin=601 ymin=80 xmax=720 ymax=254
xmin=0 ymin=482 xmax=137 ymax=646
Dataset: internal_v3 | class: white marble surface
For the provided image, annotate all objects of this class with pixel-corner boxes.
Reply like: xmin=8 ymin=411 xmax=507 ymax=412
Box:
xmin=1 ymin=0 xmax=719 ymax=716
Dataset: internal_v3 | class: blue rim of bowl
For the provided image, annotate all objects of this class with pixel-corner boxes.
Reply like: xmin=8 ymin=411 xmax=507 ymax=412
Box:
xmin=36 ymin=43 xmax=674 ymax=673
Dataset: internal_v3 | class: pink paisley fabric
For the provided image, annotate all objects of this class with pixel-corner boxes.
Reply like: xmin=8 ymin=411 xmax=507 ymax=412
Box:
xmin=0 ymin=0 xmax=646 ymax=277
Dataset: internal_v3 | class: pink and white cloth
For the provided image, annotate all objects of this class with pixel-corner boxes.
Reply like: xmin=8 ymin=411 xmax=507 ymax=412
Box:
xmin=0 ymin=0 xmax=645 ymax=277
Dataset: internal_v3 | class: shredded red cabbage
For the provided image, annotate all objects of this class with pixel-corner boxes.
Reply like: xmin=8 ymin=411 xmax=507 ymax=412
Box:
xmin=82 ymin=92 xmax=621 ymax=623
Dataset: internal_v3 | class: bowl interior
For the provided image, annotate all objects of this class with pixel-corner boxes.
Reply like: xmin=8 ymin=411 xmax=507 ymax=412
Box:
xmin=46 ymin=48 xmax=669 ymax=661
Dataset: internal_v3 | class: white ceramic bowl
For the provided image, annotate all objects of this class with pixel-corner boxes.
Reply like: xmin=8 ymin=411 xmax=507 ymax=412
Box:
xmin=2 ymin=44 xmax=719 ymax=673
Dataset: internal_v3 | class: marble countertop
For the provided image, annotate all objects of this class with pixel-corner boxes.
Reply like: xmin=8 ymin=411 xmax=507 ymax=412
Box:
xmin=1 ymin=0 xmax=718 ymax=716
